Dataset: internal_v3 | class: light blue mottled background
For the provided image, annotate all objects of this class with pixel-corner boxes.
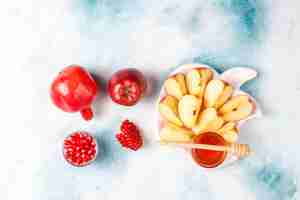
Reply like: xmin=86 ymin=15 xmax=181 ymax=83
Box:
xmin=1 ymin=0 xmax=299 ymax=199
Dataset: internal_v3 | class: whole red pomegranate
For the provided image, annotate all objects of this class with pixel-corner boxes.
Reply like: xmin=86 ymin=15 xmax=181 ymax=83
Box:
xmin=50 ymin=65 xmax=98 ymax=121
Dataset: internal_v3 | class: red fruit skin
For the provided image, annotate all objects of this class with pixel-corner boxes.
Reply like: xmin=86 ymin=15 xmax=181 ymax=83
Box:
xmin=50 ymin=65 xmax=98 ymax=120
xmin=116 ymin=120 xmax=143 ymax=151
xmin=108 ymin=68 xmax=147 ymax=106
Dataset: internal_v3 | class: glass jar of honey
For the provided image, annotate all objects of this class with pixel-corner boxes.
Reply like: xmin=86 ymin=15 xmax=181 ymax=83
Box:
xmin=191 ymin=132 xmax=228 ymax=168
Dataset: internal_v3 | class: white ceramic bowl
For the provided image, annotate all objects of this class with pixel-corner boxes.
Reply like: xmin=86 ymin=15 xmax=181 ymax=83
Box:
xmin=156 ymin=63 xmax=262 ymax=169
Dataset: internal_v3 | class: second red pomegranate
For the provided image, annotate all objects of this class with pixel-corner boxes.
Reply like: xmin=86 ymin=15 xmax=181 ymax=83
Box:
xmin=108 ymin=68 xmax=147 ymax=106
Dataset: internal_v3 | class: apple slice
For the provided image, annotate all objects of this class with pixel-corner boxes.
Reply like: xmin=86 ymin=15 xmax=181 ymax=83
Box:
xmin=186 ymin=68 xmax=213 ymax=98
xmin=193 ymin=114 xmax=224 ymax=133
xmin=217 ymin=122 xmax=239 ymax=143
xmin=164 ymin=76 xmax=186 ymax=100
xmin=175 ymin=73 xmax=188 ymax=95
xmin=222 ymin=129 xmax=238 ymax=143
xmin=160 ymin=122 xmax=194 ymax=142
xmin=192 ymin=108 xmax=218 ymax=134
xmin=186 ymin=69 xmax=201 ymax=96
xmin=204 ymin=80 xmax=225 ymax=108
xmin=159 ymin=95 xmax=183 ymax=127
xmin=208 ymin=116 xmax=224 ymax=132
xmin=214 ymin=84 xmax=234 ymax=109
xmin=219 ymin=95 xmax=254 ymax=122
xmin=218 ymin=121 xmax=236 ymax=132
xmin=200 ymin=68 xmax=214 ymax=83
xmin=178 ymin=95 xmax=202 ymax=128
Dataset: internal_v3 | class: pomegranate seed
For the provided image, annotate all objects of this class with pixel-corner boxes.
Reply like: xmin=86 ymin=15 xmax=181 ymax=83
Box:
xmin=63 ymin=131 xmax=97 ymax=167
xmin=87 ymin=150 xmax=93 ymax=155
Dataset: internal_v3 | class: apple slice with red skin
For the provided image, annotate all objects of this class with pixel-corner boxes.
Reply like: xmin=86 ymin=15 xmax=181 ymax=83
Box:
xmin=186 ymin=68 xmax=213 ymax=98
xmin=178 ymin=95 xmax=202 ymax=128
xmin=159 ymin=95 xmax=183 ymax=127
xmin=213 ymin=83 xmax=234 ymax=109
xmin=219 ymin=95 xmax=255 ymax=122
xmin=192 ymin=108 xmax=217 ymax=134
xmin=160 ymin=122 xmax=194 ymax=142
xmin=174 ymin=73 xmax=188 ymax=95
xmin=217 ymin=122 xmax=239 ymax=143
xmin=192 ymin=108 xmax=224 ymax=134
xmin=204 ymin=79 xmax=225 ymax=108
xmin=108 ymin=68 xmax=147 ymax=106
xmin=164 ymin=73 xmax=187 ymax=100
xmin=208 ymin=117 xmax=225 ymax=132
xmin=204 ymin=80 xmax=234 ymax=109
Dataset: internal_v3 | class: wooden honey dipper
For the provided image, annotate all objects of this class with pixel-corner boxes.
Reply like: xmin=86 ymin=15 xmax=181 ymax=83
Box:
xmin=160 ymin=140 xmax=252 ymax=157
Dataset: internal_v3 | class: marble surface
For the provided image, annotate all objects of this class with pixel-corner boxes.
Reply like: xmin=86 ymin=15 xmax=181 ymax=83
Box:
xmin=1 ymin=0 xmax=300 ymax=199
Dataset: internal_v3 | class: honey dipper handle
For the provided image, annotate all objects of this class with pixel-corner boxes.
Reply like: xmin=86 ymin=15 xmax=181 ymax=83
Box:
xmin=159 ymin=140 xmax=227 ymax=151
xmin=228 ymin=143 xmax=252 ymax=157
xmin=160 ymin=140 xmax=252 ymax=157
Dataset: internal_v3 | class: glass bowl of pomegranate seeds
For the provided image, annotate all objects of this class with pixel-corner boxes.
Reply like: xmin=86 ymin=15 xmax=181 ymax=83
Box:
xmin=63 ymin=131 xmax=98 ymax=167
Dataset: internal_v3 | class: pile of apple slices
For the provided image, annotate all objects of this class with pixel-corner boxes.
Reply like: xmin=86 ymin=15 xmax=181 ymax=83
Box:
xmin=159 ymin=68 xmax=255 ymax=144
